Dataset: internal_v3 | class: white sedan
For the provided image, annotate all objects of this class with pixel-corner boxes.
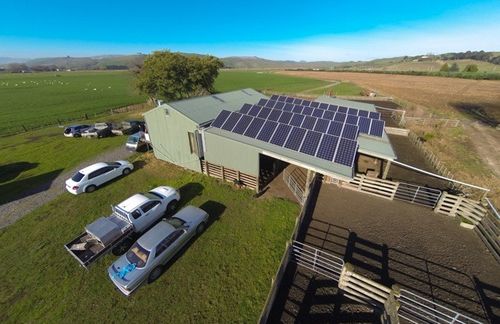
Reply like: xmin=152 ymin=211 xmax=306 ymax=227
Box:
xmin=65 ymin=160 xmax=134 ymax=195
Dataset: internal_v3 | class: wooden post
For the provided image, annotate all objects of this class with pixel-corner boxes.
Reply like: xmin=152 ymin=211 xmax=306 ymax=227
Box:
xmin=382 ymin=160 xmax=391 ymax=180
xmin=206 ymin=161 xmax=210 ymax=177
xmin=221 ymin=166 xmax=225 ymax=181
xmin=302 ymin=169 xmax=313 ymax=201
xmin=383 ymin=285 xmax=401 ymax=324
xmin=338 ymin=263 xmax=354 ymax=290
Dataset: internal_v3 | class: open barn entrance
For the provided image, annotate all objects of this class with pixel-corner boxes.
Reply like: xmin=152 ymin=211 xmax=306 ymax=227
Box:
xmin=259 ymin=154 xmax=288 ymax=189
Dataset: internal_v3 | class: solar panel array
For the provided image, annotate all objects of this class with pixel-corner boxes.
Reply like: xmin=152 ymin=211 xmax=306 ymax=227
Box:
xmin=210 ymin=95 xmax=385 ymax=168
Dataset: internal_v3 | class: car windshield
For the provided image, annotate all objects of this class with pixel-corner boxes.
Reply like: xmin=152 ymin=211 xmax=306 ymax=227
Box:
xmin=126 ymin=242 xmax=150 ymax=268
xmin=143 ymin=192 xmax=163 ymax=200
xmin=166 ymin=217 xmax=185 ymax=229
xmin=127 ymin=135 xmax=139 ymax=144
xmin=71 ymin=172 xmax=85 ymax=182
xmin=106 ymin=162 xmax=121 ymax=167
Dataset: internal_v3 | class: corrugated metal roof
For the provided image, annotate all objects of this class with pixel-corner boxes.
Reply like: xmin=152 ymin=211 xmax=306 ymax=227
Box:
xmin=315 ymin=96 xmax=377 ymax=112
xmin=166 ymin=88 xmax=267 ymax=124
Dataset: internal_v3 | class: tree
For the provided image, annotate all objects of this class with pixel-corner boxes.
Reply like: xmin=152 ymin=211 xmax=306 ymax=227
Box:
xmin=449 ymin=62 xmax=459 ymax=72
xmin=135 ymin=51 xmax=223 ymax=101
xmin=7 ymin=63 xmax=29 ymax=73
xmin=463 ymin=64 xmax=478 ymax=72
xmin=440 ymin=63 xmax=449 ymax=72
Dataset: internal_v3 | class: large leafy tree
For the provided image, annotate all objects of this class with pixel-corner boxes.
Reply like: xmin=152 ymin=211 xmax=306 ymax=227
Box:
xmin=135 ymin=51 xmax=223 ymax=101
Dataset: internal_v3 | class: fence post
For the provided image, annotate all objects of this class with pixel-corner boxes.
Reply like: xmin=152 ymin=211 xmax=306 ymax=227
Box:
xmin=338 ymin=262 xmax=353 ymax=290
xmin=382 ymin=285 xmax=401 ymax=324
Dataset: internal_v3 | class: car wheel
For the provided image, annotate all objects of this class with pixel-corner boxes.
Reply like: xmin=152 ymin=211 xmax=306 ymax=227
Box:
xmin=166 ymin=199 xmax=178 ymax=214
xmin=196 ymin=222 xmax=206 ymax=236
xmin=85 ymin=185 xmax=97 ymax=193
xmin=122 ymin=168 xmax=131 ymax=175
xmin=74 ymin=133 xmax=81 ymax=138
xmin=148 ymin=266 xmax=163 ymax=283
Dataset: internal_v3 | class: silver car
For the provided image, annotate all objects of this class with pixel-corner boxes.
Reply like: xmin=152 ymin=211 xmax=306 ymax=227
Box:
xmin=108 ymin=205 xmax=209 ymax=296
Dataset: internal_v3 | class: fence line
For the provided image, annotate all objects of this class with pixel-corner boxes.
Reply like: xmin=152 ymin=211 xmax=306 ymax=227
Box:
xmin=0 ymin=102 xmax=150 ymax=137
xmin=283 ymin=168 xmax=306 ymax=205
xmin=474 ymin=198 xmax=500 ymax=262
xmin=404 ymin=117 xmax=461 ymax=128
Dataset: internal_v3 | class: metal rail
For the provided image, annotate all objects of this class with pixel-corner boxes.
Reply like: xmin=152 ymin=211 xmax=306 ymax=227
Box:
xmin=394 ymin=182 xmax=442 ymax=208
xmin=290 ymin=241 xmax=344 ymax=281
xmin=283 ymin=169 xmax=305 ymax=205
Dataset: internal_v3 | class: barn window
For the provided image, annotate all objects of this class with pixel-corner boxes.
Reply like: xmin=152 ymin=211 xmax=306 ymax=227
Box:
xmin=188 ymin=132 xmax=198 ymax=155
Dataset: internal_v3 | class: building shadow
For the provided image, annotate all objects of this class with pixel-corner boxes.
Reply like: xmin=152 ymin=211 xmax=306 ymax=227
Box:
xmin=0 ymin=162 xmax=39 ymax=183
xmin=0 ymin=168 xmax=63 ymax=205
xmin=450 ymin=102 xmax=499 ymax=127
xmin=178 ymin=182 xmax=204 ymax=206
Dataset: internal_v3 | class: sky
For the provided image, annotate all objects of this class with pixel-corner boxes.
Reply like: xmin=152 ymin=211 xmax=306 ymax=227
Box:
xmin=1 ymin=0 xmax=500 ymax=61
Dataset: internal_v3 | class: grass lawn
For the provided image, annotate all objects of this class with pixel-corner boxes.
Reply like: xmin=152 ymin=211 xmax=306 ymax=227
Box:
xmin=0 ymin=109 xmax=149 ymax=205
xmin=306 ymin=81 xmax=364 ymax=96
xmin=215 ymin=70 xmax=331 ymax=93
xmin=0 ymin=155 xmax=299 ymax=323
xmin=0 ymin=71 xmax=146 ymax=135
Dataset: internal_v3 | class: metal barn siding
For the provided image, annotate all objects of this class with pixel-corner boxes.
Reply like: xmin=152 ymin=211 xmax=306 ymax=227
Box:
xmin=144 ymin=105 xmax=202 ymax=172
xmin=203 ymin=131 xmax=260 ymax=177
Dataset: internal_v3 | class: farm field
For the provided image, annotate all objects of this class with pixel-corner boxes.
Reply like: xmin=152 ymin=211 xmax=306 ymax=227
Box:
xmin=0 ymin=71 xmax=146 ymax=135
xmin=280 ymin=70 xmax=500 ymax=204
xmin=304 ymin=81 xmax=364 ymax=96
xmin=0 ymin=154 xmax=299 ymax=323
xmin=382 ymin=59 xmax=500 ymax=73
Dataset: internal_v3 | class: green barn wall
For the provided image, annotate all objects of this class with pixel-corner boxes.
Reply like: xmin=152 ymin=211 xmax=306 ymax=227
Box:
xmin=144 ymin=105 xmax=202 ymax=172
xmin=203 ymin=132 xmax=260 ymax=176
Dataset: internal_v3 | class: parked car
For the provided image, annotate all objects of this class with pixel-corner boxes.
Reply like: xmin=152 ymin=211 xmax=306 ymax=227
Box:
xmin=63 ymin=124 xmax=91 ymax=137
xmin=108 ymin=205 xmax=209 ymax=296
xmin=81 ymin=122 xmax=113 ymax=138
xmin=65 ymin=160 xmax=133 ymax=195
xmin=65 ymin=186 xmax=180 ymax=268
xmin=126 ymin=131 xmax=148 ymax=151
xmin=111 ymin=120 xmax=145 ymax=136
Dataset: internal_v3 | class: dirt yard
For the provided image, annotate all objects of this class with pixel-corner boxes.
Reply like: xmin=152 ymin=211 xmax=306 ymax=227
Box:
xmin=269 ymin=180 xmax=500 ymax=323
xmin=280 ymin=71 xmax=500 ymax=205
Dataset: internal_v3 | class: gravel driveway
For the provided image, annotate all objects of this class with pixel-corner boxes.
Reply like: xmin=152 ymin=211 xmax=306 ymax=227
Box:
xmin=0 ymin=146 xmax=133 ymax=229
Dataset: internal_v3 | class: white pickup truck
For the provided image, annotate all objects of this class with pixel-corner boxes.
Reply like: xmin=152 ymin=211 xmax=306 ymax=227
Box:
xmin=65 ymin=186 xmax=180 ymax=268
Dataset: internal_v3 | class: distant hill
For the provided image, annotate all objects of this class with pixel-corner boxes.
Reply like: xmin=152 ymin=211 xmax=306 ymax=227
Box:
xmin=1 ymin=51 xmax=499 ymax=72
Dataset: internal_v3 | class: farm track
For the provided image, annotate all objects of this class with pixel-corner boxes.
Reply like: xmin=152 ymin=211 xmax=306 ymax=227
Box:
xmin=0 ymin=146 xmax=133 ymax=229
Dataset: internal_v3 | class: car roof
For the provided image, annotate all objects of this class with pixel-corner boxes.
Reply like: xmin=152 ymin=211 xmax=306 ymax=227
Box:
xmin=69 ymin=124 xmax=88 ymax=128
xmin=174 ymin=205 xmax=207 ymax=223
xmin=116 ymin=193 xmax=150 ymax=212
xmin=138 ymin=221 xmax=176 ymax=250
xmin=79 ymin=162 xmax=109 ymax=174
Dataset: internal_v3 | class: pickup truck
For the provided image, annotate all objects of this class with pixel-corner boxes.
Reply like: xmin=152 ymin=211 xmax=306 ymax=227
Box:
xmin=81 ymin=122 xmax=112 ymax=138
xmin=111 ymin=120 xmax=145 ymax=136
xmin=64 ymin=186 xmax=180 ymax=268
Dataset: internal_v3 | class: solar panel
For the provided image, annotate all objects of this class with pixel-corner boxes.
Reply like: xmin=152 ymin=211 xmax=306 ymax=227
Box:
xmin=341 ymin=123 xmax=358 ymax=140
xmin=369 ymin=111 xmax=381 ymax=119
xmin=278 ymin=111 xmax=293 ymax=124
xmin=358 ymin=110 xmax=369 ymax=117
xmin=338 ymin=106 xmax=348 ymax=113
xmin=265 ymin=100 xmax=276 ymax=108
xmin=312 ymin=108 xmax=324 ymax=118
xmin=334 ymin=138 xmax=357 ymax=167
xmin=302 ymin=106 xmax=314 ymax=116
xmin=348 ymin=108 xmax=358 ymax=115
xmin=299 ymin=130 xmax=322 ymax=156
xmin=283 ymin=103 xmax=294 ymax=112
xmin=316 ymin=134 xmax=339 ymax=161
xmin=285 ymin=97 xmax=294 ymax=103
xmin=301 ymin=116 xmax=317 ymax=130
xmin=346 ymin=115 xmax=359 ymax=125
xmin=290 ymin=114 xmax=305 ymax=127
xmin=267 ymin=109 xmax=282 ymax=121
xmin=319 ymin=103 xmax=329 ymax=110
xmin=278 ymin=95 xmax=287 ymax=102
xmin=293 ymin=98 xmax=303 ymax=105
xmin=248 ymin=105 xmax=261 ymax=117
xmin=327 ymin=120 xmax=344 ymax=136
xmin=274 ymin=101 xmax=285 ymax=110
xmin=292 ymin=105 xmax=304 ymax=114
xmin=256 ymin=120 xmax=278 ymax=142
xmin=270 ymin=95 xmax=279 ymax=100
xmin=221 ymin=112 xmax=242 ymax=131
xmin=358 ymin=116 xmax=371 ymax=133
xmin=323 ymin=110 xmax=335 ymax=120
xmin=233 ymin=115 xmax=253 ymax=134
xmin=310 ymin=101 xmax=320 ymax=108
xmin=328 ymin=105 xmax=338 ymax=112
xmin=334 ymin=112 xmax=347 ymax=123
xmin=284 ymin=127 xmax=306 ymax=150
xmin=270 ymin=124 xmax=292 ymax=146
xmin=302 ymin=100 xmax=311 ymax=106
xmin=243 ymin=117 xmax=265 ymax=138
xmin=211 ymin=110 xmax=231 ymax=128
xmin=239 ymin=103 xmax=252 ymax=114
xmin=257 ymin=107 xmax=272 ymax=119
xmin=314 ymin=118 xmax=329 ymax=133
xmin=257 ymin=99 xmax=268 ymax=106
xmin=369 ymin=119 xmax=385 ymax=137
